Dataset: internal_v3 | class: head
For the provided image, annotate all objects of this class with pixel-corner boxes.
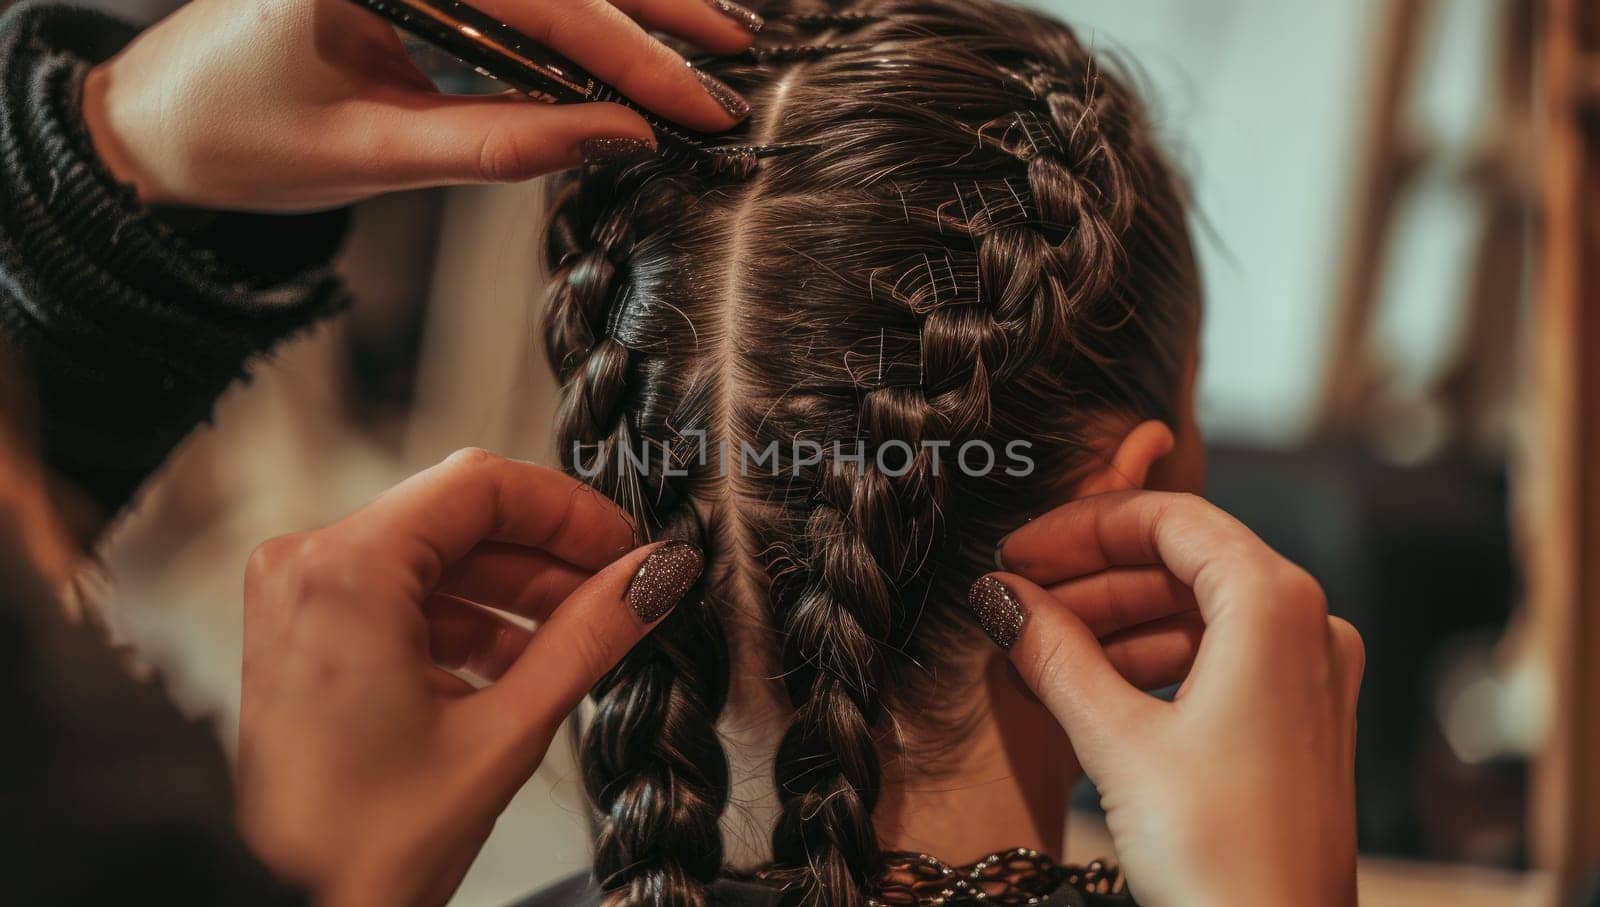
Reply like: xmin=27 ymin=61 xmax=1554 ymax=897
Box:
xmin=543 ymin=0 xmax=1202 ymax=903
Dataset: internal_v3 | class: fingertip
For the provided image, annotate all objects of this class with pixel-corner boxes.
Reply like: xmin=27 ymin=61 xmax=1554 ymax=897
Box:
xmin=566 ymin=480 xmax=641 ymax=557
xmin=974 ymin=570 xmax=1124 ymax=685
xmin=573 ymin=102 xmax=658 ymax=140
xmin=992 ymin=533 xmax=1011 ymax=571
xmin=991 ymin=512 xmax=1043 ymax=573
xmin=691 ymin=15 xmax=761 ymax=56
xmin=579 ymin=136 xmax=658 ymax=168
xmin=687 ymin=65 xmax=752 ymax=126
xmin=550 ymin=102 xmax=658 ymax=168
xmin=967 ymin=574 xmax=1027 ymax=651
xmin=622 ymin=540 xmax=704 ymax=626
xmin=703 ymin=0 xmax=765 ymax=40
xmin=385 ymin=94 xmax=658 ymax=185
xmin=479 ymin=540 xmax=701 ymax=732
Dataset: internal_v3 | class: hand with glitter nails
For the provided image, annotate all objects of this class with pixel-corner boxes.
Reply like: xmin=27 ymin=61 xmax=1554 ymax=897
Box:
xmin=973 ymin=490 xmax=1363 ymax=907
xmin=79 ymin=0 xmax=758 ymax=211
xmin=235 ymin=448 xmax=703 ymax=907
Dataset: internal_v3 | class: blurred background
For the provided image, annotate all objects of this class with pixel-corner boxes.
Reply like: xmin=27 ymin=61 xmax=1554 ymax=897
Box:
xmin=84 ymin=0 xmax=1600 ymax=904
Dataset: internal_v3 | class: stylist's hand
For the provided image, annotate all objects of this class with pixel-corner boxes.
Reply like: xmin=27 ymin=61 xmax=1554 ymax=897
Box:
xmin=80 ymin=0 xmax=760 ymax=211
xmin=979 ymin=492 xmax=1362 ymax=907
xmin=236 ymin=448 xmax=704 ymax=907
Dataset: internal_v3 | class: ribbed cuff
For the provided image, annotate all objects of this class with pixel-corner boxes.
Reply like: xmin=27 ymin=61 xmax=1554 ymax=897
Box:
xmin=0 ymin=3 xmax=351 ymax=518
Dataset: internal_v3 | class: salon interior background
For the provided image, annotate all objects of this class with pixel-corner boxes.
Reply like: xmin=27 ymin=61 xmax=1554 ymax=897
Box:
xmin=85 ymin=0 xmax=1562 ymax=905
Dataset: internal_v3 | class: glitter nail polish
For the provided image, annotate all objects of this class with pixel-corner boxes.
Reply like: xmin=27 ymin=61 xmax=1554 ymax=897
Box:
xmin=690 ymin=66 xmax=752 ymax=120
xmin=624 ymin=541 xmax=705 ymax=623
xmin=579 ymin=137 xmax=655 ymax=167
xmin=702 ymin=0 xmax=764 ymax=32
xmin=967 ymin=575 xmax=1025 ymax=650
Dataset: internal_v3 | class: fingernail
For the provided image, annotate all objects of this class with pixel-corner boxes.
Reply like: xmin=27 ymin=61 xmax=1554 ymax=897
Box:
xmin=967 ymin=575 xmax=1025 ymax=650
xmin=624 ymin=541 xmax=704 ymax=624
xmin=703 ymin=0 xmax=764 ymax=32
xmin=993 ymin=533 xmax=1011 ymax=570
xmin=580 ymin=137 xmax=656 ymax=167
xmin=690 ymin=66 xmax=751 ymax=120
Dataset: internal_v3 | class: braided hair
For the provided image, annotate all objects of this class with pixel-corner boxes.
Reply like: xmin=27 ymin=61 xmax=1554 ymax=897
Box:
xmin=543 ymin=1 xmax=1200 ymax=904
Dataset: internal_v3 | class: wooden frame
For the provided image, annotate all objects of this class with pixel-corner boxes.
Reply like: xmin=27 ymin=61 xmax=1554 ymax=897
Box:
xmin=1529 ymin=0 xmax=1600 ymax=896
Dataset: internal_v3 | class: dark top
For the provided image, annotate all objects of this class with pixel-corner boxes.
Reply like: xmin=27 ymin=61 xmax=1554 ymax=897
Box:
xmin=514 ymin=870 xmax=1127 ymax=907
xmin=0 ymin=3 xmax=348 ymax=522
xmin=0 ymin=3 xmax=346 ymax=903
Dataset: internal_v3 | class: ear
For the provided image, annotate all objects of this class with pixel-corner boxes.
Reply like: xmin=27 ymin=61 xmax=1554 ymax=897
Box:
xmin=1075 ymin=419 xmax=1176 ymax=497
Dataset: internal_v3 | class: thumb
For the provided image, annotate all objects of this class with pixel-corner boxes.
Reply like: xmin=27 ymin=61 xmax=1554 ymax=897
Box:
xmin=364 ymin=94 xmax=657 ymax=187
xmin=467 ymin=541 xmax=703 ymax=743
xmin=968 ymin=572 xmax=1166 ymax=773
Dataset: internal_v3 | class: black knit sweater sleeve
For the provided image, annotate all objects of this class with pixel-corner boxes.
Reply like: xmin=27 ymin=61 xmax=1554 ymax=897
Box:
xmin=0 ymin=2 xmax=350 ymax=520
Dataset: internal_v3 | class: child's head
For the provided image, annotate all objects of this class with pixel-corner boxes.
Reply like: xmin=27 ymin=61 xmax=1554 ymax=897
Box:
xmin=544 ymin=1 xmax=1201 ymax=902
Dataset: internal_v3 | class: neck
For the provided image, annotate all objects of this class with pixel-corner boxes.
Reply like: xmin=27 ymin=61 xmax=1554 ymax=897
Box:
xmin=718 ymin=650 xmax=1078 ymax=870
xmin=873 ymin=656 xmax=1077 ymax=864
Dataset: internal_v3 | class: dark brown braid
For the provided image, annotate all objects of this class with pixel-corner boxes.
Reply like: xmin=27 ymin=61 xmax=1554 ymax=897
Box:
xmin=542 ymin=1 xmax=1200 ymax=904
xmin=545 ymin=168 xmax=733 ymax=907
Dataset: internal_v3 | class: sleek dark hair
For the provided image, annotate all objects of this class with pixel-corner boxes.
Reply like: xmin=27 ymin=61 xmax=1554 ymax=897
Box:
xmin=543 ymin=0 xmax=1199 ymax=903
